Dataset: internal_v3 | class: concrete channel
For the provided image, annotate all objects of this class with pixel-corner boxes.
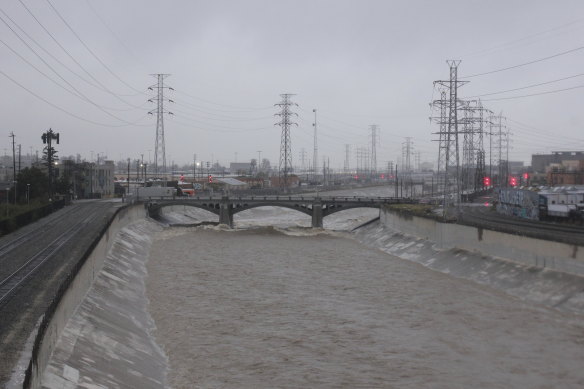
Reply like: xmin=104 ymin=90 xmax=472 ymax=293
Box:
xmin=14 ymin=202 xmax=584 ymax=387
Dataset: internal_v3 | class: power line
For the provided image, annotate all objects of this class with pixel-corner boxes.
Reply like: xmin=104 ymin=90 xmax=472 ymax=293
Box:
xmin=15 ymin=0 xmax=144 ymax=102
xmin=482 ymin=83 xmax=584 ymax=101
xmin=44 ymin=0 xmax=146 ymax=95
xmin=462 ymin=45 xmax=584 ymax=78
xmin=0 ymin=69 xmax=149 ymax=127
xmin=463 ymin=18 xmax=584 ymax=58
xmin=0 ymin=15 xmax=146 ymax=124
xmin=174 ymin=90 xmax=273 ymax=111
xmin=463 ymin=72 xmax=584 ymax=98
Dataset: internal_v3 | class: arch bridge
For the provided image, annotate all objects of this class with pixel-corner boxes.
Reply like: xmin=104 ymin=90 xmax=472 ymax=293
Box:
xmin=145 ymin=195 xmax=416 ymax=227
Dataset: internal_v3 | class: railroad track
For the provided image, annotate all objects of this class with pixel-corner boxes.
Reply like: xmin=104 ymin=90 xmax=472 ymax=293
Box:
xmin=0 ymin=204 xmax=84 ymax=259
xmin=461 ymin=206 xmax=584 ymax=244
xmin=0 ymin=205 xmax=105 ymax=307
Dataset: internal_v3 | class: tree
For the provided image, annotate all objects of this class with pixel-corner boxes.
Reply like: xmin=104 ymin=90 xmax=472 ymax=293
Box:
xmin=16 ymin=167 xmax=49 ymax=203
xmin=55 ymin=171 xmax=72 ymax=195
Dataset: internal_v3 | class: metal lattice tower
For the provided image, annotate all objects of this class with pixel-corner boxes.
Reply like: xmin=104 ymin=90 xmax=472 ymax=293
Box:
xmin=148 ymin=74 xmax=173 ymax=177
xmin=344 ymin=144 xmax=350 ymax=173
xmin=432 ymin=89 xmax=450 ymax=194
xmin=369 ymin=125 xmax=378 ymax=176
xmin=433 ymin=61 xmax=468 ymax=210
xmin=275 ymin=94 xmax=297 ymax=188
xmin=457 ymin=99 xmax=489 ymax=192
xmin=312 ymin=109 xmax=318 ymax=181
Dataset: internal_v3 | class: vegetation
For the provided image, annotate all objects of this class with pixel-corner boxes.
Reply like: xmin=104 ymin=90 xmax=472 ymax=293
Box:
xmin=385 ymin=203 xmax=437 ymax=216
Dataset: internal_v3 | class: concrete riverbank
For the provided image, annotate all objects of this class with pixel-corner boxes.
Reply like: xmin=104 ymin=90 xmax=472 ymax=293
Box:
xmin=19 ymin=203 xmax=584 ymax=387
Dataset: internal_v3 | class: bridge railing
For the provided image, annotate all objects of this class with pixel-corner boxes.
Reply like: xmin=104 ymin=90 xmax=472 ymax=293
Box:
xmin=147 ymin=195 xmax=417 ymax=204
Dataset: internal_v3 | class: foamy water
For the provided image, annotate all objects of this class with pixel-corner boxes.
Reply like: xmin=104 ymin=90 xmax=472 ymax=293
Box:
xmin=145 ymin=216 xmax=584 ymax=388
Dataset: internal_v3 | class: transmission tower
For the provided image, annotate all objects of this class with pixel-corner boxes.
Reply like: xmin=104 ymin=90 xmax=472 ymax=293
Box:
xmin=344 ymin=144 xmax=350 ymax=173
xmin=312 ymin=109 xmax=318 ymax=181
xmin=275 ymin=94 xmax=298 ymax=188
xmin=148 ymin=74 xmax=173 ymax=178
xmin=300 ymin=148 xmax=307 ymax=173
xmin=369 ymin=125 xmax=379 ymax=176
xmin=433 ymin=60 xmax=468 ymax=212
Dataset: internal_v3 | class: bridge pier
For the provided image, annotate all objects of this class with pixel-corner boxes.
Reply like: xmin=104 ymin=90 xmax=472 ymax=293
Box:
xmin=312 ymin=200 xmax=323 ymax=228
xmin=219 ymin=196 xmax=234 ymax=227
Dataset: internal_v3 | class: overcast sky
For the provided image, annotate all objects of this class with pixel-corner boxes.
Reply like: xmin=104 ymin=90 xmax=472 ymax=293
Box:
xmin=1 ymin=0 xmax=583 ymax=170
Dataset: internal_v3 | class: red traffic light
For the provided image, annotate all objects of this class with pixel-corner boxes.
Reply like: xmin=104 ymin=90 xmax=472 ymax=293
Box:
xmin=509 ymin=176 xmax=517 ymax=186
xmin=483 ymin=176 xmax=491 ymax=186
xmin=208 ymin=174 xmax=213 ymax=183
xmin=380 ymin=174 xmax=385 ymax=179
xmin=522 ymin=173 xmax=529 ymax=180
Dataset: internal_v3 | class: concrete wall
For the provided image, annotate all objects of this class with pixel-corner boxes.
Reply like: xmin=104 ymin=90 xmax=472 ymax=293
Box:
xmin=26 ymin=204 xmax=147 ymax=389
xmin=380 ymin=208 xmax=584 ymax=276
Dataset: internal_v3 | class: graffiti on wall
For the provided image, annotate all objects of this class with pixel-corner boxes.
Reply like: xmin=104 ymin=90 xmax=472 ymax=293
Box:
xmin=496 ymin=188 xmax=541 ymax=220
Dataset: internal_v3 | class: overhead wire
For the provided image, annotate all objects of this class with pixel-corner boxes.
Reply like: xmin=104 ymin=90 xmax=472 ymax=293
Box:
xmin=43 ymin=0 xmax=147 ymax=96
xmin=462 ymin=45 xmax=584 ymax=78
xmin=481 ymin=84 xmax=584 ymax=101
xmin=463 ymin=72 xmax=584 ymax=98
xmin=0 ymin=13 xmax=147 ymax=124
xmin=174 ymin=90 xmax=273 ymax=111
xmin=16 ymin=0 xmax=145 ymax=104
xmin=0 ymin=69 xmax=149 ymax=127
xmin=464 ymin=18 xmax=584 ymax=58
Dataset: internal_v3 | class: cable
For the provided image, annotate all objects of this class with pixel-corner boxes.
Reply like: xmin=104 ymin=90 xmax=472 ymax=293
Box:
xmin=0 ymin=69 xmax=149 ymax=127
xmin=84 ymin=0 xmax=140 ymax=63
xmin=463 ymin=72 xmax=584 ymax=98
xmin=174 ymin=90 xmax=273 ymax=111
xmin=463 ymin=18 xmax=584 ymax=58
xmin=481 ymin=84 xmax=584 ymax=101
xmin=0 ymin=15 xmax=146 ymax=123
xmin=16 ymin=0 xmax=144 ymax=105
xmin=44 ymin=0 xmax=146 ymax=96
xmin=172 ymin=103 xmax=274 ymax=121
xmin=462 ymin=45 xmax=584 ymax=78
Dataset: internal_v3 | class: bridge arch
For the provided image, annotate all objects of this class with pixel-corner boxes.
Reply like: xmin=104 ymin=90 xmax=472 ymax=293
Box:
xmin=231 ymin=202 xmax=313 ymax=217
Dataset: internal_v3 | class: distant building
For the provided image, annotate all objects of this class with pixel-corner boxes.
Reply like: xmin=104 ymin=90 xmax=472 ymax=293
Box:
xmin=532 ymin=151 xmax=584 ymax=173
xmin=229 ymin=162 xmax=253 ymax=175
xmin=546 ymin=160 xmax=584 ymax=186
xmin=59 ymin=159 xmax=115 ymax=198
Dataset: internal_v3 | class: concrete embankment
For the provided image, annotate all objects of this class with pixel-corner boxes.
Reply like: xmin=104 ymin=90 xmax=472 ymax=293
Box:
xmin=19 ymin=204 xmax=161 ymax=389
xmin=22 ymin=203 xmax=584 ymax=387
xmin=353 ymin=206 xmax=584 ymax=314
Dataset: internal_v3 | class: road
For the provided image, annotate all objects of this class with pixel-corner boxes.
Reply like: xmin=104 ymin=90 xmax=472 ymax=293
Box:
xmin=0 ymin=200 xmax=119 ymax=386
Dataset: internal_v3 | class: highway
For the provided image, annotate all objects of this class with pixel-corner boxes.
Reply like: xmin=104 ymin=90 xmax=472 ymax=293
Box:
xmin=0 ymin=200 xmax=119 ymax=386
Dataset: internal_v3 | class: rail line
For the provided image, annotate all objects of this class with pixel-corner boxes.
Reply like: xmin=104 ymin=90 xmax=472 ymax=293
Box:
xmin=0 ymin=204 xmax=84 ymax=258
xmin=461 ymin=206 xmax=584 ymax=244
xmin=0 ymin=208 xmax=102 ymax=307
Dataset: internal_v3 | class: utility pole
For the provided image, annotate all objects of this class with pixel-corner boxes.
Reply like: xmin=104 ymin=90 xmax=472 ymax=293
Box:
xmin=300 ymin=148 xmax=307 ymax=174
xmin=148 ymin=74 xmax=173 ymax=182
xmin=344 ymin=144 xmax=350 ymax=174
xmin=274 ymin=94 xmax=298 ymax=189
xmin=18 ymin=144 xmax=21 ymax=176
xmin=369 ymin=125 xmax=378 ymax=178
xmin=41 ymin=129 xmax=60 ymax=201
xmin=10 ymin=132 xmax=16 ymax=204
xmin=127 ymin=158 xmax=130 ymax=193
xmin=312 ymin=109 xmax=318 ymax=182
xmin=193 ymin=153 xmax=197 ymax=181
xmin=257 ymin=151 xmax=262 ymax=173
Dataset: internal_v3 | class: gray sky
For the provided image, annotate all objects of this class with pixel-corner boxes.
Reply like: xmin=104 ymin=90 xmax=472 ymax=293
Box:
xmin=1 ymin=0 xmax=583 ymax=169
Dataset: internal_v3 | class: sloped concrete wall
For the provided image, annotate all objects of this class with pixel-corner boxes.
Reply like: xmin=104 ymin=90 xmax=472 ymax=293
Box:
xmin=26 ymin=204 xmax=147 ymax=389
xmin=380 ymin=208 xmax=584 ymax=276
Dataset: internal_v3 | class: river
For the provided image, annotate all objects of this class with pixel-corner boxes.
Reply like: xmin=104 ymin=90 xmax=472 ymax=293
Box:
xmin=143 ymin=188 xmax=584 ymax=389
